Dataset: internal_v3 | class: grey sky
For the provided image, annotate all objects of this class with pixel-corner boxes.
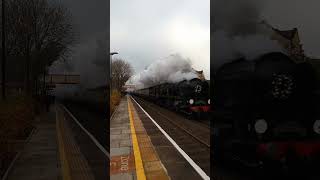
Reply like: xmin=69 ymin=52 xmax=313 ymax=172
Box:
xmin=62 ymin=0 xmax=108 ymax=41
xmin=50 ymin=0 xmax=109 ymax=88
xmin=49 ymin=0 xmax=320 ymax=88
xmin=212 ymin=0 xmax=320 ymax=70
xmin=111 ymin=0 xmax=210 ymax=79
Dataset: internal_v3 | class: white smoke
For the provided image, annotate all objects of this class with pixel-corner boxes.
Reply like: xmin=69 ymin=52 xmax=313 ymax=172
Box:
xmin=213 ymin=30 xmax=285 ymax=69
xmin=49 ymin=33 xmax=108 ymax=99
xmin=128 ymin=54 xmax=199 ymax=89
xmin=50 ymin=33 xmax=108 ymax=89
xmin=213 ymin=0 xmax=286 ymax=70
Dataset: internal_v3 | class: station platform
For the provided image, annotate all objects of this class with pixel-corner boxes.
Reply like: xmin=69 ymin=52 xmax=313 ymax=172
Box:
xmin=3 ymin=105 xmax=62 ymax=180
xmin=3 ymin=102 xmax=107 ymax=180
xmin=110 ymin=95 xmax=209 ymax=180
xmin=110 ymin=96 xmax=169 ymax=180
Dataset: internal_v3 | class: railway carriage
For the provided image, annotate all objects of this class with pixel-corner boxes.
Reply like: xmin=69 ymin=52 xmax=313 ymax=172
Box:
xmin=133 ymin=78 xmax=210 ymax=118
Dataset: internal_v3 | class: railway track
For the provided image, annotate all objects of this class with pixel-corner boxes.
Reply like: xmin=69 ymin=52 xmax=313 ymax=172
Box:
xmin=59 ymin=101 xmax=109 ymax=179
xmin=134 ymin=96 xmax=210 ymax=147
xmin=62 ymin=100 xmax=109 ymax=151
xmin=131 ymin=96 xmax=211 ymax=175
xmin=189 ymin=117 xmax=210 ymax=129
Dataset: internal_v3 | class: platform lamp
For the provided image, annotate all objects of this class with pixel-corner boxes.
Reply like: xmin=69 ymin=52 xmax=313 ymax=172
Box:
xmin=2 ymin=0 xmax=6 ymax=100
xmin=110 ymin=52 xmax=118 ymax=92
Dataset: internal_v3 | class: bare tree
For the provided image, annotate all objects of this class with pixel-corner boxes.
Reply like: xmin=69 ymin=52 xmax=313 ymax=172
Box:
xmin=112 ymin=58 xmax=133 ymax=91
xmin=93 ymin=37 xmax=108 ymax=79
xmin=1 ymin=0 xmax=76 ymax=94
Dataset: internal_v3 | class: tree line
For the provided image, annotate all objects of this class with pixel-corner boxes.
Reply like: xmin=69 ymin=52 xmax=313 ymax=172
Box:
xmin=111 ymin=58 xmax=133 ymax=92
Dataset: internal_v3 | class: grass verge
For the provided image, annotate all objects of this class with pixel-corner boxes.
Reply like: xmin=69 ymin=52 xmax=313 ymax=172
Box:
xmin=110 ymin=90 xmax=121 ymax=116
xmin=0 ymin=95 xmax=37 ymax=178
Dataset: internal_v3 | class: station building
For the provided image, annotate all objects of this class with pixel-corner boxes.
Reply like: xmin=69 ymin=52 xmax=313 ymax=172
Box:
xmin=261 ymin=20 xmax=306 ymax=63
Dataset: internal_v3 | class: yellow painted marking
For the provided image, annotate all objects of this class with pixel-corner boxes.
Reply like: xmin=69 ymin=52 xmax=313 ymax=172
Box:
xmin=56 ymin=108 xmax=72 ymax=180
xmin=110 ymin=154 xmax=135 ymax=175
xmin=57 ymin=105 xmax=95 ymax=180
xmin=128 ymin=97 xmax=147 ymax=180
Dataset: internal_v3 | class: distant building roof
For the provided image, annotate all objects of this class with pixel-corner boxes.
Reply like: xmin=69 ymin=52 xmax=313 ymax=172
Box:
xmin=194 ymin=70 xmax=206 ymax=80
xmin=260 ymin=20 xmax=298 ymax=40
xmin=272 ymin=28 xmax=298 ymax=40
xmin=260 ymin=20 xmax=312 ymax=63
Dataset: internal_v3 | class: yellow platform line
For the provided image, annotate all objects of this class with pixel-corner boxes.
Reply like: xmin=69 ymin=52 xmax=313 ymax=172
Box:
xmin=129 ymin=97 xmax=170 ymax=180
xmin=128 ymin=97 xmax=147 ymax=180
xmin=56 ymin=106 xmax=72 ymax=180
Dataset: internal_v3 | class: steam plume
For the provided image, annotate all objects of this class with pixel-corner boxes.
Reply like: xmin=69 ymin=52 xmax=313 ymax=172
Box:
xmin=128 ymin=54 xmax=199 ymax=89
xmin=49 ymin=33 xmax=108 ymax=98
xmin=213 ymin=0 xmax=286 ymax=70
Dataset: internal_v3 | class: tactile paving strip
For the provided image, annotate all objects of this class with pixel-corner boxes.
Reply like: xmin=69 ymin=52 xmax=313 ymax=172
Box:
xmin=56 ymin=105 xmax=95 ymax=180
xmin=128 ymin=98 xmax=170 ymax=180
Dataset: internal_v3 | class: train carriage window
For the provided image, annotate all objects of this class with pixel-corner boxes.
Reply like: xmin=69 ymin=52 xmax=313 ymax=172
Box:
xmin=150 ymin=87 xmax=154 ymax=96
xmin=176 ymin=85 xmax=179 ymax=96
xmin=171 ymin=84 xmax=176 ymax=96
xmin=156 ymin=86 xmax=159 ymax=96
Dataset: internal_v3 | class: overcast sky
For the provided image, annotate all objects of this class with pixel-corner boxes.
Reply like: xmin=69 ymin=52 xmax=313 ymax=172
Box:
xmin=111 ymin=0 xmax=210 ymax=79
xmin=50 ymin=0 xmax=109 ymax=88
xmin=51 ymin=0 xmax=320 ymax=86
xmin=262 ymin=0 xmax=320 ymax=58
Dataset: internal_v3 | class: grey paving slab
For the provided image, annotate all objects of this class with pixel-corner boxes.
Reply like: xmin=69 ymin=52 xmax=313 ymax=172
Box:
xmin=111 ymin=173 xmax=135 ymax=180
xmin=110 ymin=97 xmax=136 ymax=179
xmin=111 ymin=140 xmax=120 ymax=148
xmin=110 ymin=147 xmax=131 ymax=156
xmin=110 ymin=134 xmax=131 ymax=140
xmin=6 ymin=105 xmax=61 ymax=180
xmin=121 ymin=129 xmax=131 ymax=134
xmin=110 ymin=130 xmax=122 ymax=135
xmin=120 ymin=140 xmax=132 ymax=147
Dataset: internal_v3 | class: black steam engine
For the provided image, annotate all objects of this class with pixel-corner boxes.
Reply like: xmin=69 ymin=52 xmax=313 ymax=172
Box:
xmin=213 ymin=52 xmax=320 ymax=171
xmin=132 ymin=78 xmax=210 ymax=117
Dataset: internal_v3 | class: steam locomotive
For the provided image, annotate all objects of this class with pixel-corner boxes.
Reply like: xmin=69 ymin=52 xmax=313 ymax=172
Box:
xmin=132 ymin=78 xmax=210 ymax=118
xmin=213 ymin=52 xmax=320 ymax=172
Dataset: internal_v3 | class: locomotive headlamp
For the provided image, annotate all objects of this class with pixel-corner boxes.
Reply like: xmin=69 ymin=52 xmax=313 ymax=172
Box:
xmin=208 ymin=99 xmax=210 ymax=104
xmin=313 ymin=120 xmax=320 ymax=134
xmin=189 ymin=99 xmax=194 ymax=104
xmin=254 ymin=119 xmax=268 ymax=134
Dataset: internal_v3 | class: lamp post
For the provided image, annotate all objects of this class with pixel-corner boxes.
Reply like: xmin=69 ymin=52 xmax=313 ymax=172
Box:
xmin=110 ymin=52 xmax=118 ymax=91
xmin=1 ymin=0 xmax=6 ymax=100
